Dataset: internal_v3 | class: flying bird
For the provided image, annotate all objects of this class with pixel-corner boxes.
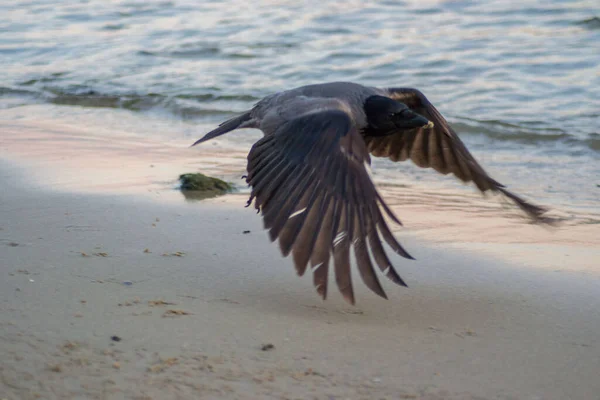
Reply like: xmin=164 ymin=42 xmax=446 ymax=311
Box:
xmin=192 ymin=82 xmax=548 ymax=304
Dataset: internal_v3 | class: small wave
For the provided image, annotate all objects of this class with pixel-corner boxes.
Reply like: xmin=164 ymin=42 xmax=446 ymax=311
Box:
xmin=138 ymin=48 xmax=260 ymax=60
xmin=576 ymin=16 xmax=600 ymax=30
xmin=138 ymin=42 xmax=263 ymax=60
xmin=18 ymin=72 xmax=69 ymax=86
xmin=0 ymin=86 xmax=42 ymax=109
xmin=0 ymin=84 xmax=256 ymax=120
xmin=101 ymin=23 xmax=127 ymax=31
xmin=137 ymin=39 xmax=296 ymax=61
xmin=2 ymin=84 xmax=597 ymax=153
xmin=138 ymin=47 xmax=220 ymax=59
xmin=45 ymin=90 xmax=242 ymax=119
xmin=585 ymin=134 xmax=600 ymax=152
xmin=451 ymin=120 xmax=599 ymax=153
xmin=175 ymin=93 xmax=260 ymax=102
xmin=0 ymin=86 xmax=39 ymax=97
xmin=49 ymin=91 xmax=156 ymax=110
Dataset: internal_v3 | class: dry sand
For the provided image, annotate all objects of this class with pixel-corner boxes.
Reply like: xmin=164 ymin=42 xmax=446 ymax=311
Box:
xmin=1 ymin=120 xmax=600 ymax=400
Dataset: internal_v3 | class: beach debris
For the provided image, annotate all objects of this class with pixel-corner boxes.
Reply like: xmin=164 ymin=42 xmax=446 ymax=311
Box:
xmin=80 ymin=300 xmax=87 ymax=304
xmin=61 ymin=341 xmax=79 ymax=353
xmin=48 ymin=364 xmax=62 ymax=373
xmin=568 ymin=342 xmax=591 ymax=348
xmin=455 ymin=329 xmax=477 ymax=338
xmin=303 ymin=368 xmax=322 ymax=377
xmin=178 ymin=294 xmax=198 ymax=300
xmin=291 ymin=368 xmax=324 ymax=380
xmin=81 ymin=251 xmax=109 ymax=257
xmin=162 ymin=309 xmax=191 ymax=317
xmin=179 ymin=172 xmax=234 ymax=201
xmin=118 ymin=298 xmax=140 ymax=306
xmin=340 ymin=309 xmax=364 ymax=315
xmin=74 ymin=313 xmax=83 ymax=318
xmin=253 ymin=373 xmax=275 ymax=384
xmin=211 ymin=298 xmax=239 ymax=304
xmin=148 ymin=357 xmax=178 ymax=373
xmin=156 ymin=218 xmax=160 ymax=222
xmin=148 ymin=299 xmax=176 ymax=306
xmin=143 ymin=248 xmax=151 ymax=253
xmin=260 ymin=343 xmax=275 ymax=351
xmin=112 ymin=362 xmax=121 ymax=369
xmin=111 ymin=335 xmax=121 ymax=342
xmin=122 ymin=281 xmax=133 ymax=286
xmin=161 ymin=251 xmax=185 ymax=257
xmin=243 ymin=230 xmax=251 ymax=234
xmin=7 ymin=242 xmax=19 ymax=247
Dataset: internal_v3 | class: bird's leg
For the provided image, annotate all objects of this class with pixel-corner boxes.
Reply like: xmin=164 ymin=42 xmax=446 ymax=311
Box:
xmin=245 ymin=194 xmax=261 ymax=213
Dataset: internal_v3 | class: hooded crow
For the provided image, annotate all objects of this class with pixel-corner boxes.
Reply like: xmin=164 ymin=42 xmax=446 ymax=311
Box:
xmin=192 ymin=82 xmax=549 ymax=304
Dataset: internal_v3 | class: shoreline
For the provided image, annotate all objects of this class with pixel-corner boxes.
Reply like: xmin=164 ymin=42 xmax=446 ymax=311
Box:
xmin=2 ymin=120 xmax=600 ymax=399
xmin=1 ymin=119 xmax=598 ymax=249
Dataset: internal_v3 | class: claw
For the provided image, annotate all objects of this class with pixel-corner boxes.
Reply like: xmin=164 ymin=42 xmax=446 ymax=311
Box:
xmin=245 ymin=194 xmax=255 ymax=208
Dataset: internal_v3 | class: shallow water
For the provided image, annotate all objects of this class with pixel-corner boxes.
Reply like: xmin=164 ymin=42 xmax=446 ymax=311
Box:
xmin=1 ymin=0 xmax=599 ymax=211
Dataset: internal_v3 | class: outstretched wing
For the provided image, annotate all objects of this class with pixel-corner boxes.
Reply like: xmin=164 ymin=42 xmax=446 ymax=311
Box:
xmin=245 ymin=109 xmax=413 ymax=304
xmin=365 ymin=87 xmax=548 ymax=222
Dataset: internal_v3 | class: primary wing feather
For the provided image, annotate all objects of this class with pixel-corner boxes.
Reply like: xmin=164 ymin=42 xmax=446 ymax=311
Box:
xmin=364 ymin=88 xmax=549 ymax=222
xmin=245 ymin=109 xmax=411 ymax=304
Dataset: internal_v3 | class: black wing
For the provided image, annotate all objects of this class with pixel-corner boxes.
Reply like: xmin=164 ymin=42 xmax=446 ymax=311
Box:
xmin=245 ymin=110 xmax=412 ymax=304
xmin=364 ymin=87 xmax=549 ymax=222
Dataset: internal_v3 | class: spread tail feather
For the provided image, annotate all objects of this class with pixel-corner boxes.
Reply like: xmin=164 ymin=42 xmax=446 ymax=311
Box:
xmin=191 ymin=111 xmax=252 ymax=147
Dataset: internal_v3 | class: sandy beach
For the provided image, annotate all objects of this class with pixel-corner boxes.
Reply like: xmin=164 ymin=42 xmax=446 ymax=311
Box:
xmin=2 ymin=120 xmax=600 ymax=400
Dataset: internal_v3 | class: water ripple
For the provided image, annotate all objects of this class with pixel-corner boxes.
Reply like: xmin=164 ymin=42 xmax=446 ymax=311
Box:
xmin=0 ymin=0 xmax=599 ymax=206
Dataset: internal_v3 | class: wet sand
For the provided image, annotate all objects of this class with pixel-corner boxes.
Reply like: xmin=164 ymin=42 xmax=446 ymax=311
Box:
xmin=1 ymin=120 xmax=600 ymax=400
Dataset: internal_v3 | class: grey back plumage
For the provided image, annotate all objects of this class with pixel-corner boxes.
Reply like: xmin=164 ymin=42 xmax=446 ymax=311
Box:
xmin=251 ymin=82 xmax=386 ymax=134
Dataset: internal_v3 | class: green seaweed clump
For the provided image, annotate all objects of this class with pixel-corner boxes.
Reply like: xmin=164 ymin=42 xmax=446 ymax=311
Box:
xmin=178 ymin=173 xmax=233 ymax=201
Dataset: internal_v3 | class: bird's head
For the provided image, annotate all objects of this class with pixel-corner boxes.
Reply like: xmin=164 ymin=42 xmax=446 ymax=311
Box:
xmin=363 ymin=95 xmax=433 ymax=134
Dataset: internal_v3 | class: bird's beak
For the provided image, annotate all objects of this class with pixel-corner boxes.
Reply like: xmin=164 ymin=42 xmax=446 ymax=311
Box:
xmin=394 ymin=111 xmax=434 ymax=130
